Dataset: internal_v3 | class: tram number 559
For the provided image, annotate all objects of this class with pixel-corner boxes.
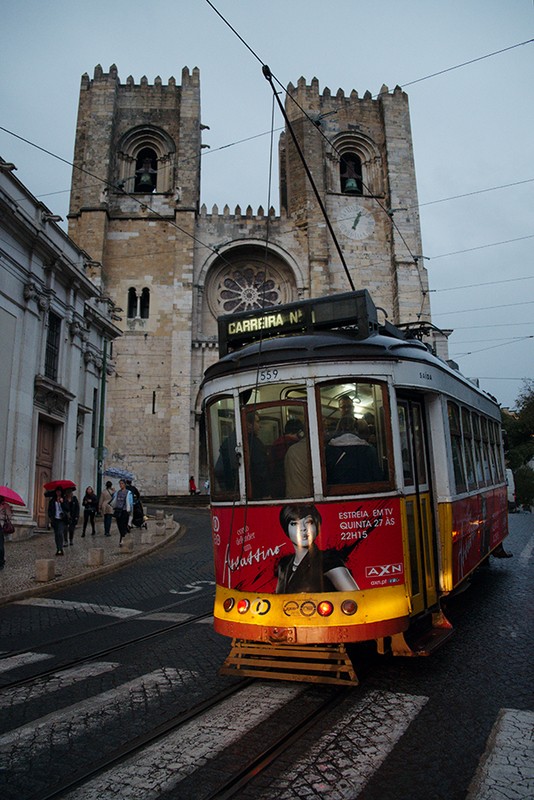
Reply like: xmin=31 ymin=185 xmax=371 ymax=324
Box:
xmin=259 ymin=369 xmax=279 ymax=382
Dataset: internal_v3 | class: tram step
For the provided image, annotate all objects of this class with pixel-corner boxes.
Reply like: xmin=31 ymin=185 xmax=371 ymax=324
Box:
xmin=219 ymin=639 xmax=359 ymax=686
xmin=390 ymin=624 xmax=455 ymax=657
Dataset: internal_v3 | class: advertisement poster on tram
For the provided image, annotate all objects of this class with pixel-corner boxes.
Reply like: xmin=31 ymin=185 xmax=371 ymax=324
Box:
xmin=211 ymin=498 xmax=404 ymax=593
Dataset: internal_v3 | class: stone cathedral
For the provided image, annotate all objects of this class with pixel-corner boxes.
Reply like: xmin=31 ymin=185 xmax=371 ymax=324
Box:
xmin=67 ymin=64 xmax=436 ymax=496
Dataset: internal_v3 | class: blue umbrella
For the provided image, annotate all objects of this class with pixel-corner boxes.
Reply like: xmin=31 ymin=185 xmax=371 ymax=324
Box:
xmin=104 ymin=466 xmax=135 ymax=481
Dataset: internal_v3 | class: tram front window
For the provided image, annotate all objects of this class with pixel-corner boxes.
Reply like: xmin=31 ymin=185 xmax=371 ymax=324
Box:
xmin=242 ymin=400 xmax=311 ymax=500
xmin=318 ymin=381 xmax=391 ymax=494
xmin=208 ymin=396 xmax=239 ymax=500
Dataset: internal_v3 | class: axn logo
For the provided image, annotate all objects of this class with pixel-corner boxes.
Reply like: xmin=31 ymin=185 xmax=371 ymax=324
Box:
xmin=365 ymin=563 xmax=403 ymax=578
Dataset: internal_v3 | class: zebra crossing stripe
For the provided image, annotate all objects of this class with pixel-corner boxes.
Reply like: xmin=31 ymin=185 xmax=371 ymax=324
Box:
xmin=260 ymin=689 xmax=428 ymax=799
xmin=141 ymin=612 xmax=192 ymax=622
xmin=60 ymin=682 xmax=306 ymax=800
xmin=0 ymin=668 xmax=195 ymax=755
xmin=3 ymin=662 xmax=120 ymax=706
xmin=0 ymin=652 xmax=53 ymax=675
xmin=466 ymin=708 xmax=534 ymax=800
xmin=16 ymin=598 xmax=142 ymax=618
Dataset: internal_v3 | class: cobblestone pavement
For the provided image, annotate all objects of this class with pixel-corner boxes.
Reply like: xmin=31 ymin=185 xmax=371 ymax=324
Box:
xmin=0 ymin=509 xmax=181 ymax=606
xmin=0 ymin=511 xmax=532 ymax=800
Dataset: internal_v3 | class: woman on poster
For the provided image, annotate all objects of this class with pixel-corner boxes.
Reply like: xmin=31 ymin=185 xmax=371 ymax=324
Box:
xmin=276 ymin=504 xmax=359 ymax=593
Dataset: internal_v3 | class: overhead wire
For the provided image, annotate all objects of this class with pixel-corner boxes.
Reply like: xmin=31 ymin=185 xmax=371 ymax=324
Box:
xmin=2 ymin=6 xmax=531 ymax=353
xmin=430 ymin=276 xmax=534 ymax=293
xmin=452 ymin=335 xmax=533 ymax=357
xmin=396 ymin=39 xmax=534 ymax=89
xmin=0 ymin=123 xmax=255 ymax=279
xmin=433 ymin=300 xmax=534 ymax=316
xmin=204 ymin=0 xmax=427 ymax=301
xmin=203 ymin=4 xmax=533 ymax=315
xmin=430 ymin=235 xmax=534 ymax=260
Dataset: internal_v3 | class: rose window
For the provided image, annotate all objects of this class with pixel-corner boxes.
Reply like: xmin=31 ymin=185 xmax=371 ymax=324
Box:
xmin=218 ymin=267 xmax=282 ymax=312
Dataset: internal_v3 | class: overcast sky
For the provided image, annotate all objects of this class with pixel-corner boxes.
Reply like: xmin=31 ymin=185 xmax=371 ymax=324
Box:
xmin=1 ymin=0 xmax=532 ymax=409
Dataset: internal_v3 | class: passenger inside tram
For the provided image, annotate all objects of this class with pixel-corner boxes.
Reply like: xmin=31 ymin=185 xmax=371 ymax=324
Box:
xmin=325 ymin=416 xmax=383 ymax=485
xmin=284 ymin=426 xmax=313 ymax=498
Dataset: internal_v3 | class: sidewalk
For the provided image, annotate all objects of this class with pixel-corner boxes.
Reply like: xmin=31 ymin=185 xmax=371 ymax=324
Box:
xmin=0 ymin=511 xmax=181 ymax=607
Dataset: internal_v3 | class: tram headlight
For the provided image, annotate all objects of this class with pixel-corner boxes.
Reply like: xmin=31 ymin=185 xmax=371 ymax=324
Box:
xmin=317 ymin=601 xmax=334 ymax=617
xmin=237 ymin=599 xmax=250 ymax=614
xmin=223 ymin=597 xmax=235 ymax=613
xmin=341 ymin=599 xmax=358 ymax=616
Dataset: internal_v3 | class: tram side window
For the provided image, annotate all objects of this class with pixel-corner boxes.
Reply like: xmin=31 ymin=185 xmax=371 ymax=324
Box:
xmin=398 ymin=404 xmax=414 ymax=485
xmin=462 ymin=409 xmax=477 ymax=490
xmin=208 ymin=396 xmax=239 ymax=500
xmin=472 ymin=415 xmax=485 ymax=486
xmin=447 ymin=402 xmax=467 ymax=494
xmin=241 ymin=400 xmax=311 ymax=500
xmin=480 ymin=417 xmax=492 ymax=484
xmin=492 ymin=422 xmax=505 ymax=481
xmin=318 ymin=381 xmax=391 ymax=494
xmin=412 ymin=404 xmax=427 ymax=485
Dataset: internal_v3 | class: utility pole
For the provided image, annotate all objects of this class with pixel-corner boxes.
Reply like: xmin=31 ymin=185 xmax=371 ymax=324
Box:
xmin=96 ymin=338 xmax=108 ymax=498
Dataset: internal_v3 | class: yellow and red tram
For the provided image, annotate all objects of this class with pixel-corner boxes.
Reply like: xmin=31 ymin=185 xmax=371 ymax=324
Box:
xmin=201 ymin=291 xmax=509 ymax=682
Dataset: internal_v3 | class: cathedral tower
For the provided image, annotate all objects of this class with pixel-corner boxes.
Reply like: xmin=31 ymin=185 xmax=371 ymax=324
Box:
xmin=278 ymin=78 xmax=429 ymax=323
xmin=68 ymin=64 xmax=202 ymax=495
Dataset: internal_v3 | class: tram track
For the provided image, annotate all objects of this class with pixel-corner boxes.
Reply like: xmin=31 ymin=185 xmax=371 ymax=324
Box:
xmin=0 ymin=607 xmax=214 ymax=690
xmin=205 ymin=685 xmax=350 ymax=800
xmin=0 ymin=590 xmax=215 ymax=661
xmin=23 ymin=679 xmax=349 ymax=800
xmin=24 ymin=679 xmax=253 ymax=800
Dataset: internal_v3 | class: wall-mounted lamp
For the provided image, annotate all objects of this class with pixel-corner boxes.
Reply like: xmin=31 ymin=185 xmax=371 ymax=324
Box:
xmin=0 ymin=162 xmax=17 ymax=172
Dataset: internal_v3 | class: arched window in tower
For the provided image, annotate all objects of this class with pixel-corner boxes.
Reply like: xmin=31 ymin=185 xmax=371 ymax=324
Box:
xmin=127 ymin=287 xmax=138 ymax=319
xmin=117 ymin=126 xmax=176 ymax=194
xmin=140 ymin=287 xmax=150 ymax=319
xmin=340 ymin=153 xmax=363 ymax=194
xmin=134 ymin=148 xmax=158 ymax=193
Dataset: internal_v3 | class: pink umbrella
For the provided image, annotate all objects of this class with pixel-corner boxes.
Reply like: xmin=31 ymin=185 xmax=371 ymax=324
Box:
xmin=0 ymin=486 xmax=26 ymax=506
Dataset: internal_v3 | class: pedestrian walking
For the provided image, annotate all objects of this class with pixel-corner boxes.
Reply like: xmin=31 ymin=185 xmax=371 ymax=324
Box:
xmin=81 ymin=486 xmax=98 ymax=536
xmin=189 ymin=476 xmax=200 ymax=495
xmin=63 ymin=488 xmax=80 ymax=546
xmin=125 ymin=480 xmax=146 ymax=529
xmin=48 ymin=487 xmax=67 ymax=556
xmin=98 ymin=481 xmax=114 ymax=537
xmin=0 ymin=496 xmax=15 ymax=569
xmin=111 ymin=479 xmax=133 ymax=544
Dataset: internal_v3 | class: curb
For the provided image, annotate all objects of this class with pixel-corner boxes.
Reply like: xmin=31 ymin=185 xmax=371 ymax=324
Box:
xmin=0 ymin=522 xmax=184 ymax=607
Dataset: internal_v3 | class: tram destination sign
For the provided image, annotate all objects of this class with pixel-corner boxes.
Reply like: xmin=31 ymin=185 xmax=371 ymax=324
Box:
xmin=218 ymin=290 xmax=379 ymax=355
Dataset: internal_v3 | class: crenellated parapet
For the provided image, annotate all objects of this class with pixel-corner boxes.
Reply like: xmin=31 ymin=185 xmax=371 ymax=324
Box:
xmin=80 ymin=64 xmax=198 ymax=91
xmin=285 ymin=76 xmax=407 ymax=121
xmin=199 ymin=204 xmax=281 ymax=222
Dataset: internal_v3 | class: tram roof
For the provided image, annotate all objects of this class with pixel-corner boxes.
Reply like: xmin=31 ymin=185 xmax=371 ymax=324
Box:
xmin=204 ymin=290 xmax=499 ymax=408
xmin=204 ymin=330 xmax=441 ymax=380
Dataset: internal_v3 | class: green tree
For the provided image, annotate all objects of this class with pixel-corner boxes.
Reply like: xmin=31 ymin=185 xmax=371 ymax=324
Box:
xmin=515 ymin=465 xmax=534 ymax=507
xmin=502 ymin=380 xmax=534 ymax=506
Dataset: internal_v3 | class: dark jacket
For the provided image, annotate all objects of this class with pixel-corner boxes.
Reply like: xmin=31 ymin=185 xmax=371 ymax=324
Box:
xmin=48 ymin=497 xmax=66 ymax=521
xmin=63 ymin=496 xmax=80 ymax=525
xmin=82 ymin=492 xmax=98 ymax=513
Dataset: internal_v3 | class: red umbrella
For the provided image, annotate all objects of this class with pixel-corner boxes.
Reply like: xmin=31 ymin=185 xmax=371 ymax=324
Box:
xmin=0 ymin=486 xmax=26 ymax=506
xmin=43 ymin=479 xmax=76 ymax=492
